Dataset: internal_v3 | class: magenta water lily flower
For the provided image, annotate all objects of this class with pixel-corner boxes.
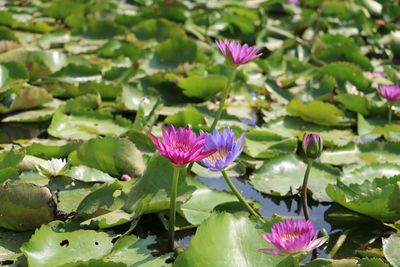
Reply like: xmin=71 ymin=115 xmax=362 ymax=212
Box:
xmin=149 ymin=125 xmax=216 ymax=166
xmin=260 ymin=219 xmax=327 ymax=256
xmin=288 ymin=0 xmax=299 ymax=4
xmin=378 ymin=85 xmax=400 ymax=102
xmin=215 ymin=39 xmax=261 ymax=66
xmin=200 ymin=128 xmax=245 ymax=171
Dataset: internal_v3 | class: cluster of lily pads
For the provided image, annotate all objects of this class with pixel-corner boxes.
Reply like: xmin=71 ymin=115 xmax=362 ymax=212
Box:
xmin=0 ymin=0 xmax=400 ymax=266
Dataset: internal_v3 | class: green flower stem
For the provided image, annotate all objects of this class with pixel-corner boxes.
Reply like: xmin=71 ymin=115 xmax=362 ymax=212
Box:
xmin=388 ymin=102 xmax=393 ymax=123
xmin=186 ymin=69 xmax=237 ymax=175
xmin=301 ymin=160 xmax=313 ymax=221
xmin=210 ymin=69 xmax=237 ymax=131
xmin=221 ymin=170 xmax=265 ymax=223
xmin=169 ymin=166 xmax=181 ymax=250
xmin=293 ymin=258 xmax=300 ymax=267
xmin=330 ymin=229 xmax=350 ymax=257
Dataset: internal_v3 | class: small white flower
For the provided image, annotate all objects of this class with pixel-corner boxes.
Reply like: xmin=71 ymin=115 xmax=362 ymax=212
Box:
xmin=37 ymin=158 xmax=68 ymax=177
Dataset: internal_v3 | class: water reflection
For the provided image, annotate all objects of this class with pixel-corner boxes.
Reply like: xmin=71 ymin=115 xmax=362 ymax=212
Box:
xmin=197 ymin=175 xmax=332 ymax=232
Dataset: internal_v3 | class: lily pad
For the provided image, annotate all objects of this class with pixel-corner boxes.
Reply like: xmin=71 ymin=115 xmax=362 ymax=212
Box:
xmin=0 ymin=183 xmax=55 ymax=231
xmin=383 ymin=234 xmax=400 ymax=267
xmin=265 ymin=116 xmax=356 ymax=147
xmin=0 ymin=61 xmax=28 ymax=91
xmin=67 ymin=165 xmax=115 ymax=183
xmin=358 ymin=113 xmax=400 ymax=142
xmin=244 ymin=129 xmax=297 ymax=159
xmin=21 ymin=224 xmax=114 ymax=267
xmin=123 ymin=155 xmax=195 ymax=214
xmin=48 ymin=110 xmax=131 ymax=140
xmin=287 ymin=99 xmax=351 ymax=126
xmin=76 ymin=181 xmax=124 ymax=217
xmin=321 ymin=142 xmax=400 ymax=166
xmin=0 ymin=230 xmax=32 ymax=261
xmin=341 ymin=163 xmax=400 ymax=185
xmin=69 ymin=137 xmax=145 ymax=178
xmin=177 ymin=75 xmax=227 ymax=100
xmin=250 ymin=154 xmax=340 ymax=201
xmin=104 ymin=235 xmax=172 ymax=266
xmin=180 ymin=178 xmax=238 ymax=225
xmin=326 ymin=176 xmax=400 ymax=221
xmin=174 ymin=213 xmax=289 ymax=267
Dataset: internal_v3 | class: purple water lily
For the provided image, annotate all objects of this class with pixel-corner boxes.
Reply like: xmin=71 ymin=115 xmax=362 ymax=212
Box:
xmin=215 ymin=39 xmax=261 ymax=66
xmin=378 ymin=85 xmax=400 ymax=102
xmin=200 ymin=128 xmax=245 ymax=171
xmin=260 ymin=219 xmax=327 ymax=256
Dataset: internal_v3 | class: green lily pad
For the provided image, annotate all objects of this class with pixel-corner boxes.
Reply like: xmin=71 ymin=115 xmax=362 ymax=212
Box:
xmin=48 ymin=177 xmax=99 ymax=214
xmin=104 ymin=235 xmax=172 ymax=266
xmin=21 ymin=224 xmax=114 ymax=267
xmin=174 ymin=213 xmax=289 ymax=267
xmin=76 ymin=181 xmax=124 ymax=217
xmin=67 ymin=165 xmax=115 ymax=183
xmin=0 ymin=149 xmax=25 ymax=182
xmin=177 ymin=75 xmax=227 ymax=100
xmin=180 ymin=178 xmax=238 ymax=225
xmin=0 ymin=183 xmax=55 ymax=231
xmin=123 ymin=155 xmax=195 ymax=214
xmin=317 ymin=62 xmax=370 ymax=91
xmin=17 ymin=138 xmax=78 ymax=160
xmin=5 ymin=84 xmax=53 ymax=113
xmin=133 ymin=18 xmax=185 ymax=41
xmin=312 ymin=34 xmax=372 ymax=70
xmin=164 ymin=106 xmax=205 ymax=129
xmin=337 ymin=93 xmax=385 ymax=116
xmin=2 ymin=99 xmax=62 ymax=123
xmin=287 ymin=99 xmax=351 ymax=126
xmin=0 ymin=61 xmax=28 ymax=91
xmin=244 ymin=129 xmax=297 ymax=159
xmin=154 ymin=37 xmax=197 ymax=67
xmin=341 ymin=163 xmax=400 ymax=185
xmin=80 ymin=209 xmax=134 ymax=229
xmin=326 ymin=176 xmax=400 ymax=221
xmin=48 ymin=110 xmax=131 ymax=140
xmin=383 ymin=234 xmax=400 ymax=267
xmin=321 ymin=142 xmax=400 ymax=166
xmin=250 ymin=154 xmax=340 ymax=201
xmin=265 ymin=116 xmax=356 ymax=147
xmin=69 ymin=137 xmax=145 ymax=178
xmin=358 ymin=113 xmax=400 ymax=142
xmin=0 ymin=230 xmax=32 ymax=261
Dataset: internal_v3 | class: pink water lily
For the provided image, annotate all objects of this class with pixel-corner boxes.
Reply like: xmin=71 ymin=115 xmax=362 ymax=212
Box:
xmin=215 ymin=39 xmax=261 ymax=66
xmin=378 ymin=85 xmax=400 ymax=102
xmin=260 ymin=219 xmax=327 ymax=256
xmin=149 ymin=125 xmax=216 ymax=166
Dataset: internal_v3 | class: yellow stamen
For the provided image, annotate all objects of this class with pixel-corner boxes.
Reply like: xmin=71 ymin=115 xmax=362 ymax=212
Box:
xmin=207 ymin=148 xmax=229 ymax=162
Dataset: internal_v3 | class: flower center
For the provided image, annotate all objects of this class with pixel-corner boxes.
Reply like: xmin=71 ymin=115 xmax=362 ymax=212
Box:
xmin=207 ymin=148 xmax=230 ymax=163
xmin=280 ymin=232 xmax=301 ymax=242
xmin=173 ymin=142 xmax=191 ymax=152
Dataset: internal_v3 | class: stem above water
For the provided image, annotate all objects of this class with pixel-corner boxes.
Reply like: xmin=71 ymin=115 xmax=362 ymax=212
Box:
xmin=221 ymin=170 xmax=265 ymax=223
xmin=301 ymin=160 xmax=313 ymax=221
xmin=169 ymin=166 xmax=181 ymax=250
xmin=210 ymin=69 xmax=237 ymax=131
xmin=388 ymin=102 xmax=393 ymax=123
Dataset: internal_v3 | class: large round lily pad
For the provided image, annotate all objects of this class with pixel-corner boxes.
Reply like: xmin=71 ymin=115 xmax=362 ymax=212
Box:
xmin=0 ymin=183 xmax=55 ymax=231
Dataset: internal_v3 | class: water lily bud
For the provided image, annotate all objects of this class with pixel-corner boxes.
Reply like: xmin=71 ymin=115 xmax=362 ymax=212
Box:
xmin=302 ymin=133 xmax=323 ymax=160
xmin=120 ymin=174 xmax=132 ymax=181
